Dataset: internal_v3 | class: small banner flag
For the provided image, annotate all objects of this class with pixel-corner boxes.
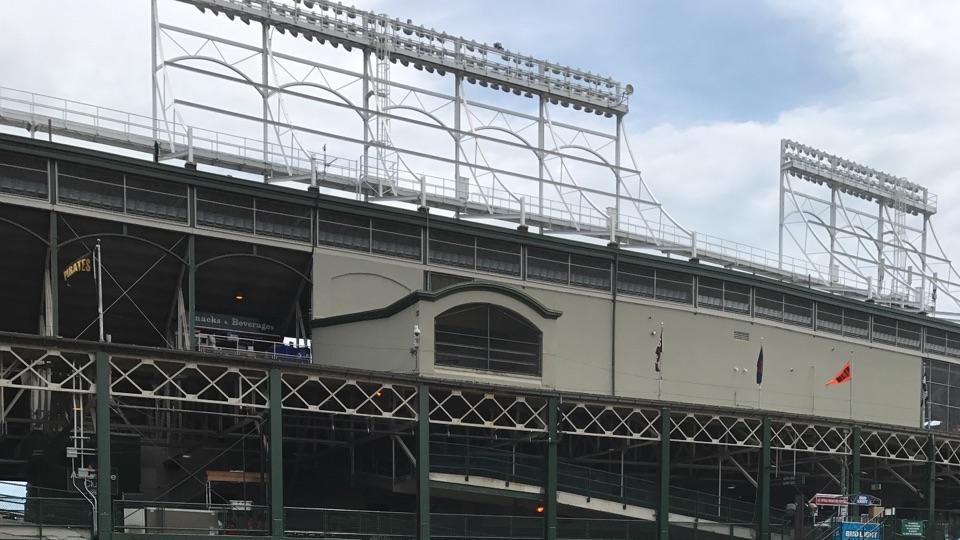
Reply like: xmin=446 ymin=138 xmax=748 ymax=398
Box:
xmin=756 ymin=346 xmax=764 ymax=386
xmin=62 ymin=252 xmax=92 ymax=286
xmin=654 ymin=330 xmax=663 ymax=373
xmin=826 ymin=361 xmax=852 ymax=386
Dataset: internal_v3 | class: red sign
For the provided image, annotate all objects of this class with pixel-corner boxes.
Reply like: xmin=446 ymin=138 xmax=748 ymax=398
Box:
xmin=811 ymin=494 xmax=848 ymax=506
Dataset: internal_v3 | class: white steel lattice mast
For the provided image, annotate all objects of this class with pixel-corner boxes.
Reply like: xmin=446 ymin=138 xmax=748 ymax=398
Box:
xmin=779 ymin=139 xmax=960 ymax=315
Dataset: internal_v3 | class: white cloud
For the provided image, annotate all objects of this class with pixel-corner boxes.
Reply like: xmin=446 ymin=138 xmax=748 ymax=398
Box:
xmin=631 ymin=0 xmax=960 ymax=283
xmin=3 ymin=0 xmax=960 ymax=307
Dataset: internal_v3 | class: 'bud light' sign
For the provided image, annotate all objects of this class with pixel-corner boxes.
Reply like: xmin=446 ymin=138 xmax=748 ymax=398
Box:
xmin=837 ymin=522 xmax=881 ymax=540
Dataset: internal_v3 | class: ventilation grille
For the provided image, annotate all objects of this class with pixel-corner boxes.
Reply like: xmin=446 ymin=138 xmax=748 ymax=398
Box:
xmin=733 ymin=330 xmax=751 ymax=341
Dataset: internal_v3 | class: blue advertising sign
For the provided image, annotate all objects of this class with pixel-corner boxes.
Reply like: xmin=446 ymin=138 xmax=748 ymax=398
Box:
xmin=836 ymin=522 xmax=881 ymax=540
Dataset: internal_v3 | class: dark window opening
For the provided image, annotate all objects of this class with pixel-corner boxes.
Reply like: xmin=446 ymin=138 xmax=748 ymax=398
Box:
xmin=425 ymin=271 xmax=474 ymax=292
xmin=435 ymin=303 xmax=542 ymax=376
xmin=924 ymin=358 xmax=960 ymax=433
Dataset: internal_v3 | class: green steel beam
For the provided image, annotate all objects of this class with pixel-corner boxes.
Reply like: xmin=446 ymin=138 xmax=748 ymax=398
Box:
xmin=48 ymin=212 xmax=58 ymax=337
xmin=849 ymin=426 xmax=861 ymax=518
xmin=544 ymin=397 xmax=558 ymax=540
xmin=187 ymin=235 xmax=196 ymax=350
xmin=657 ymin=408 xmax=670 ymax=540
xmin=95 ymin=351 xmax=112 ymax=540
xmin=759 ymin=417 xmax=771 ymax=540
xmin=927 ymin=434 xmax=936 ymax=540
xmin=417 ymin=384 xmax=431 ymax=540
xmin=112 ymin=535 xmax=268 ymax=540
xmin=269 ymin=368 xmax=284 ymax=539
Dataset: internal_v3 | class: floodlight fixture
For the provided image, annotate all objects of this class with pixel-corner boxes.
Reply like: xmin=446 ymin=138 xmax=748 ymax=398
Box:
xmin=179 ymin=0 xmax=629 ymax=114
xmin=781 ymin=139 xmax=936 ymax=216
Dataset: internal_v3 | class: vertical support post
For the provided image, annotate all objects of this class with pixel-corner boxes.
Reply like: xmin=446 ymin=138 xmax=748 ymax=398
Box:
xmin=362 ymin=52 xmax=371 ymax=190
xmin=829 ymin=186 xmax=838 ymax=282
xmin=848 ymin=426 xmax=861 ymax=518
xmin=921 ymin=214 xmax=929 ymax=308
xmin=150 ymin=0 xmax=158 ymax=141
xmin=269 ymin=368 xmax=284 ymax=539
xmin=186 ymin=235 xmax=196 ymax=350
xmin=657 ymin=408 xmax=671 ymax=540
xmin=454 ymin=74 xmax=463 ymax=186
xmin=926 ymin=434 xmax=936 ymax=540
xmin=877 ymin=201 xmax=885 ymax=295
xmin=544 ymin=397 xmax=558 ymax=540
xmin=613 ymin=114 xmax=623 ymax=238
xmin=537 ymin=95 xmax=546 ymax=217
xmin=95 ymin=351 xmax=112 ymax=540
xmin=48 ymin=212 xmax=58 ymax=337
xmin=417 ymin=384 xmax=431 ymax=540
xmin=777 ymin=140 xmax=786 ymax=271
xmin=261 ymin=13 xmax=271 ymax=182
xmin=759 ymin=417 xmax=771 ymax=540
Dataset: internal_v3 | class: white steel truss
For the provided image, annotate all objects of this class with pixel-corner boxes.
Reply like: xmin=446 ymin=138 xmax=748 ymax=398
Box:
xmin=110 ymin=354 xmax=270 ymax=408
xmin=779 ymin=139 xmax=960 ymax=315
xmin=769 ymin=420 xmax=850 ymax=455
xmin=280 ymin=371 xmax=417 ymax=420
xmin=428 ymin=387 xmax=547 ymax=432
xmin=860 ymin=427 xmax=928 ymax=462
xmin=935 ymin=437 xmax=960 ymax=467
xmin=670 ymin=412 xmax=763 ymax=448
xmin=3 ymin=339 xmax=960 ymax=466
xmin=559 ymin=401 xmax=660 ymax=440
xmin=0 ymin=345 xmax=95 ymax=394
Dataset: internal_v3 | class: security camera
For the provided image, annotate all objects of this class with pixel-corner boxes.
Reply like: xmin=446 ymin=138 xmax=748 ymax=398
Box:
xmin=411 ymin=324 xmax=422 ymax=355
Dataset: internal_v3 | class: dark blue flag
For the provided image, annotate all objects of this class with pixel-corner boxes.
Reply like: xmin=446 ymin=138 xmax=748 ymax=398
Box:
xmin=756 ymin=346 xmax=764 ymax=386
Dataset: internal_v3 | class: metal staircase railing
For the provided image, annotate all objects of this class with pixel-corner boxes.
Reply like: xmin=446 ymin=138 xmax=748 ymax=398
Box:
xmin=430 ymin=442 xmax=788 ymax=526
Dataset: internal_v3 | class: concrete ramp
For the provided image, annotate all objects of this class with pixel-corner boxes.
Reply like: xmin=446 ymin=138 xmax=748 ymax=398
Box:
xmin=430 ymin=472 xmax=766 ymax=540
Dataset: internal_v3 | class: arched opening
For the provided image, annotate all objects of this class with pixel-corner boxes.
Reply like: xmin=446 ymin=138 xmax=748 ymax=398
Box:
xmin=435 ymin=303 xmax=542 ymax=376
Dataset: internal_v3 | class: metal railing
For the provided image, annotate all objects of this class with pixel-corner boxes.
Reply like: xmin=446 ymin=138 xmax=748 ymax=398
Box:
xmin=0 ymin=494 xmax=93 ymax=532
xmin=114 ymin=500 xmax=270 ymax=535
xmin=196 ymin=333 xmax=311 ymax=362
xmin=430 ymin=442 xmax=785 ymax=526
xmin=0 ymin=85 xmax=877 ymax=303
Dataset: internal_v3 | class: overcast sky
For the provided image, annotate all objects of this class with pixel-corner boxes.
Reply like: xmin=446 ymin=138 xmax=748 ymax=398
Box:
xmin=2 ymin=0 xmax=960 ymax=275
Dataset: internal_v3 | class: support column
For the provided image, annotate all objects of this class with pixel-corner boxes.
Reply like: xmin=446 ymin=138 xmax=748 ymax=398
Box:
xmin=269 ymin=368 xmax=284 ymax=539
xmin=777 ymin=141 xmax=786 ymax=271
xmin=95 ymin=351 xmax=112 ymax=540
xmin=927 ymin=434 xmax=936 ymax=540
xmin=454 ymin=74 xmax=462 ymax=186
xmin=544 ymin=397 xmax=558 ymax=540
xmin=759 ymin=417 xmax=771 ymax=540
xmin=829 ymin=186 xmax=838 ymax=282
xmin=537 ymin=96 xmax=545 ymax=216
xmin=47 ymin=212 xmax=59 ymax=337
xmin=261 ymin=15 xmax=271 ymax=182
xmin=417 ymin=384 xmax=430 ymax=540
xmin=657 ymin=408 xmax=670 ymax=540
xmin=186 ymin=235 xmax=196 ymax=350
xmin=848 ymin=426 xmax=861 ymax=518
xmin=362 ymin=52 xmax=371 ymax=189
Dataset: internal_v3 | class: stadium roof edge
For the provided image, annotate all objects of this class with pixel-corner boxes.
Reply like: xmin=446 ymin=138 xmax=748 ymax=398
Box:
xmin=1 ymin=133 xmax=956 ymax=332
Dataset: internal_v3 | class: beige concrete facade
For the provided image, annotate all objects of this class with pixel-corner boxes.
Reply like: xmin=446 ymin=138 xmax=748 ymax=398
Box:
xmin=312 ymin=249 xmax=924 ymax=428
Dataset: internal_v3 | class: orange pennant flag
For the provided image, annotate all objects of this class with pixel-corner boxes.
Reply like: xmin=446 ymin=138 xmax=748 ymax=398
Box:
xmin=826 ymin=361 xmax=852 ymax=386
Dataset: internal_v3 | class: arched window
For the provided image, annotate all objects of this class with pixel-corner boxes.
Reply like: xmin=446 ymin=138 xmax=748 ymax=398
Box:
xmin=435 ymin=303 xmax=542 ymax=376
